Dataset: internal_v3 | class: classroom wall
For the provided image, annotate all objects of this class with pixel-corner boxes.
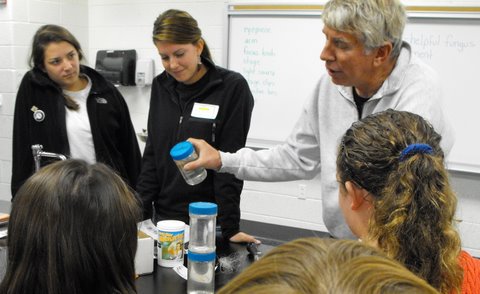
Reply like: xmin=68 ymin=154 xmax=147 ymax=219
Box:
xmin=84 ymin=0 xmax=480 ymax=257
xmin=0 ymin=0 xmax=479 ymax=256
xmin=0 ymin=0 xmax=89 ymax=201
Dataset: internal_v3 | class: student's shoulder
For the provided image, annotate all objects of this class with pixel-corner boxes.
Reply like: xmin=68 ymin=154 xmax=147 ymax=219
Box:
xmin=21 ymin=69 xmax=51 ymax=87
xmin=214 ymin=66 xmax=247 ymax=84
xmin=458 ymin=250 xmax=480 ymax=290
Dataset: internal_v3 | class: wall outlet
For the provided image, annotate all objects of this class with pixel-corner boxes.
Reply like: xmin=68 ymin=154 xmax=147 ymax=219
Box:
xmin=298 ymin=184 xmax=307 ymax=200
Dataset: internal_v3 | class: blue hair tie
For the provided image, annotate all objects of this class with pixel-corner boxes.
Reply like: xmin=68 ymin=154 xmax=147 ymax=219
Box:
xmin=399 ymin=143 xmax=433 ymax=162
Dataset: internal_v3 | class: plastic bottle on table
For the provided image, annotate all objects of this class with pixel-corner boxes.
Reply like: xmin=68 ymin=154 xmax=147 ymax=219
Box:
xmin=187 ymin=251 xmax=216 ymax=294
xmin=188 ymin=202 xmax=217 ymax=253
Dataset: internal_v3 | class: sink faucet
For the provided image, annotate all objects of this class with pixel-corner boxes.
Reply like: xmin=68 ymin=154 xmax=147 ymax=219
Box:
xmin=31 ymin=144 xmax=67 ymax=172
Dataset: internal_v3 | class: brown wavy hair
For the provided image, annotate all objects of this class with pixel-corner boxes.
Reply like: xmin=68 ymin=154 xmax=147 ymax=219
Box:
xmin=336 ymin=109 xmax=462 ymax=293
xmin=218 ymin=237 xmax=439 ymax=294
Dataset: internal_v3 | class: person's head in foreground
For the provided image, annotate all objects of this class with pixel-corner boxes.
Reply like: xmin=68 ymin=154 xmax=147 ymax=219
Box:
xmin=337 ymin=109 xmax=462 ymax=293
xmin=218 ymin=237 xmax=439 ymax=294
xmin=0 ymin=159 xmax=142 ymax=294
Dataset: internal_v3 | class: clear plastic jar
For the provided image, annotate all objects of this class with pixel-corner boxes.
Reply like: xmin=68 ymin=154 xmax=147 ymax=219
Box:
xmin=189 ymin=202 xmax=217 ymax=253
xmin=187 ymin=251 xmax=216 ymax=294
xmin=170 ymin=141 xmax=207 ymax=186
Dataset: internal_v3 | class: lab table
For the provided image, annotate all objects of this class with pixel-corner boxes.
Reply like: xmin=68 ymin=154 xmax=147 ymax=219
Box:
xmin=0 ymin=231 xmax=273 ymax=293
xmin=136 ymin=238 xmax=274 ymax=294
xmin=0 ymin=200 xmax=283 ymax=293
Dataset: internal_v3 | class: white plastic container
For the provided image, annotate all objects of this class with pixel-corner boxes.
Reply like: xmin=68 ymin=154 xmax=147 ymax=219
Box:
xmin=187 ymin=251 xmax=216 ymax=294
xmin=156 ymin=220 xmax=185 ymax=267
xmin=170 ymin=141 xmax=207 ymax=186
xmin=135 ymin=231 xmax=154 ymax=275
xmin=189 ymin=202 xmax=217 ymax=253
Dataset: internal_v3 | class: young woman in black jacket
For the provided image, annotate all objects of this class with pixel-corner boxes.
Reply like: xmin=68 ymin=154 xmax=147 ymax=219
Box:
xmin=11 ymin=24 xmax=141 ymax=197
xmin=137 ymin=9 xmax=258 ymax=243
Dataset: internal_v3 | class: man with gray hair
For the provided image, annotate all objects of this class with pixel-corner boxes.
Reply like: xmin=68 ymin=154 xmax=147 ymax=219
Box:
xmin=185 ymin=0 xmax=454 ymax=239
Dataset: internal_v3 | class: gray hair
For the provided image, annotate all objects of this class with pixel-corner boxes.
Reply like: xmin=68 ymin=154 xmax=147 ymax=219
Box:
xmin=322 ymin=0 xmax=406 ymax=58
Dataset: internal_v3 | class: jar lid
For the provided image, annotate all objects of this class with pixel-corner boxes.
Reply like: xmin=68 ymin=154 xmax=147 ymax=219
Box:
xmin=170 ymin=141 xmax=194 ymax=160
xmin=188 ymin=251 xmax=216 ymax=262
xmin=189 ymin=202 xmax=218 ymax=215
xmin=156 ymin=220 xmax=185 ymax=231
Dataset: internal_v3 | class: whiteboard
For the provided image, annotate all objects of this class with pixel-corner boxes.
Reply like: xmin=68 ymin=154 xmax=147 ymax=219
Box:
xmin=226 ymin=7 xmax=480 ymax=173
xmin=228 ymin=15 xmax=325 ymax=144
xmin=403 ymin=18 xmax=480 ymax=172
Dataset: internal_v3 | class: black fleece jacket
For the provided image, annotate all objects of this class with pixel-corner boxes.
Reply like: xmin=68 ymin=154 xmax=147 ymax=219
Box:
xmin=137 ymin=58 xmax=254 ymax=240
xmin=11 ymin=65 xmax=141 ymax=197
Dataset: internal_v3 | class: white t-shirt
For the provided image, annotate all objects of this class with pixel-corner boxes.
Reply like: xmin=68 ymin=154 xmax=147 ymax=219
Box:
xmin=64 ymin=76 xmax=96 ymax=164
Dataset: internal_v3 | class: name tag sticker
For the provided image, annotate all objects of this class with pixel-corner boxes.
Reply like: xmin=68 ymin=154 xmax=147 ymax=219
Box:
xmin=191 ymin=103 xmax=219 ymax=120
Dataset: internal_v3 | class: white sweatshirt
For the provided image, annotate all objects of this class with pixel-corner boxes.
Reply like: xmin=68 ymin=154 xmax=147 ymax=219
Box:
xmin=219 ymin=42 xmax=454 ymax=238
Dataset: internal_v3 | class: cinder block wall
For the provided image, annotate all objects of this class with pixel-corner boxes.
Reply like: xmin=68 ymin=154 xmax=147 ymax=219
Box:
xmin=1 ymin=0 xmax=479 ymax=256
xmin=0 ymin=0 xmax=88 ymax=200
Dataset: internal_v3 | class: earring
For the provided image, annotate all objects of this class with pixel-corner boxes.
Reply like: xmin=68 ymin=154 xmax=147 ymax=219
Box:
xmin=198 ymin=55 xmax=202 ymax=65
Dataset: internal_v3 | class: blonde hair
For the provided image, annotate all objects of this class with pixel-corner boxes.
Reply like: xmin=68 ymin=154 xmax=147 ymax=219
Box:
xmin=218 ymin=238 xmax=439 ymax=294
xmin=337 ymin=109 xmax=462 ymax=293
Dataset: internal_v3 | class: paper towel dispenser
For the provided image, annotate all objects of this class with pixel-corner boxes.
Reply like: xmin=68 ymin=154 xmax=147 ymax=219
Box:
xmin=95 ymin=50 xmax=137 ymax=86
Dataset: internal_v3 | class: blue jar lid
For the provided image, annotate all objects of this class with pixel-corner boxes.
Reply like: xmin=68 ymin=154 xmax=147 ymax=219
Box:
xmin=189 ymin=202 xmax=218 ymax=215
xmin=170 ymin=141 xmax=194 ymax=160
xmin=188 ymin=251 xmax=216 ymax=262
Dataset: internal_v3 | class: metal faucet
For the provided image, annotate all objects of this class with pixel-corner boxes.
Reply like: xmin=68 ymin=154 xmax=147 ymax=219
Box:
xmin=31 ymin=144 xmax=67 ymax=172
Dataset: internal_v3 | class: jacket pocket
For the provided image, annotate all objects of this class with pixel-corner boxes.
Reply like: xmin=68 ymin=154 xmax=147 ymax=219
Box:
xmin=184 ymin=117 xmax=218 ymax=144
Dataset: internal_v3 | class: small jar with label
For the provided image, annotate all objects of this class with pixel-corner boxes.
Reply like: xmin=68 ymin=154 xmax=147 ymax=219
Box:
xmin=156 ymin=220 xmax=185 ymax=268
xmin=189 ymin=202 xmax=217 ymax=253
xmin=187 ymin=251 xmax=216 ymax=294
xmin=170 ymin=141 xmax=207 ymax=186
